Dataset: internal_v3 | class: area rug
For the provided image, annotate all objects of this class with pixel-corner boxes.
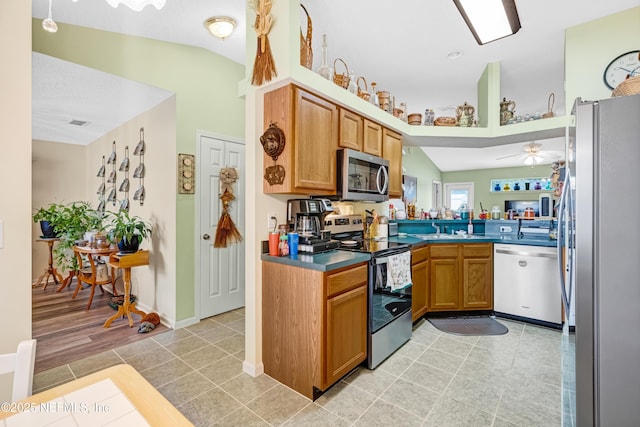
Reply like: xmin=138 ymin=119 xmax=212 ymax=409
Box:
xmin=428 ymin=316 xmax=508 ymax=336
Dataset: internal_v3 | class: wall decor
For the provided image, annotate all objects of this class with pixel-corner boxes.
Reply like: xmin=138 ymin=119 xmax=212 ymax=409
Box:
xmin=106 ymin=141 xmax=117 ymax=206
xmin=250 ymin=0 xmax=277 ymax=86
xmin=260 ymin=122 xmax=285 ymax=161
xmin=402 ymin=175 xmax=417 ymax=205
xmin=214 ymin=167 xmax=243 ymax=248
xmin=178 ymin=153 xmax=195 ymax=194
xmin=133 ymin=127 xmax=146 ymax=206
xmin=97 ymin=155 xmax=106 ymax=212
xmin=118 ymin=146 xmax=130 ymax=211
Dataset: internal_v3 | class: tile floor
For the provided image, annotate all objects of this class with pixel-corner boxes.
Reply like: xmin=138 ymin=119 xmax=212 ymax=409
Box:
xmin=33 ymin=310 xmax=576 ymax=427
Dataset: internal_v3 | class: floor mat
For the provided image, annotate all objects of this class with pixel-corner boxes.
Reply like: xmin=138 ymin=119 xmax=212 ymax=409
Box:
xmin=428 ymin=316 xmax=508 ymax=336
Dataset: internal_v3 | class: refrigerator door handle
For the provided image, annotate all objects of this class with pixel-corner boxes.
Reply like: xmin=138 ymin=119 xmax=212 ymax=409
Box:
xmin=557 ymin=172 xmax=572 ymax=315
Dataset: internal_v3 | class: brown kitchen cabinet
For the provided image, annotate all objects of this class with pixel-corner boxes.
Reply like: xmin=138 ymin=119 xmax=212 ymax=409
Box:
xmin=363 ymin=119 xmax=383 ymax=156
xmin=382 ymin=128 xmax=403 ymax=198
xmin=428 ymin=243 xmax=493 ymax=312
xmin=411 ymin=244 xmax=429 ymax=322
xmin=339 ymin=107 xmax=363 ymax=151
xmin=263 ymin=84 xmax=338 ymax=195
xmin=262 ymin=261 xmax=367 ymax=399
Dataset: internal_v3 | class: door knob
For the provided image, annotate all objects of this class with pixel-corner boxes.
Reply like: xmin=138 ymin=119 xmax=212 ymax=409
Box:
xmin=203 ymin=234 xmax=210 ymax=240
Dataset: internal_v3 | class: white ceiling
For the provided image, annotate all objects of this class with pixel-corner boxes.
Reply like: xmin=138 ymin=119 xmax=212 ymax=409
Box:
xmin=31 ymin=0 xmax=639 ymax=169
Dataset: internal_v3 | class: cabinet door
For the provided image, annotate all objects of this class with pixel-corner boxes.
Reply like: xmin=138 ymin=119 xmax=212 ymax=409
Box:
xmin=462 ymin=257 xmax=493 ymax=310
xmin=294 ymin=88 xmax=338 ymax=192
xmin=339 ymin=108 xmax=363 ymax=151
xmin=382 ymin=129 xmax=402 ymax=198
xmin=429 ymin=258 xmax=459 ymax=310
xmin=362 ymin=119 xmax=382 ymax=156
xmin=411 ymin=260 xmax=429 ymax=321
xmin=462 ymin=243 xmax=493 ymax=310
xmin=325 ymin=285 xmax=367 ymax=387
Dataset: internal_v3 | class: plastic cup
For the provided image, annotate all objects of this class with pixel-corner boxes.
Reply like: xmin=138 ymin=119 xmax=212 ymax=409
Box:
xmin=288 ymin=232 xmax=299 ymax=257
xmin=268 ymin=232 xmax=279 ymax=256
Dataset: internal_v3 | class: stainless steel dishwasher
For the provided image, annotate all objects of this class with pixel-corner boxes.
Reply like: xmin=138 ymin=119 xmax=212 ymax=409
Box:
xmin=494 ymin=244 xmax=562 ymax=326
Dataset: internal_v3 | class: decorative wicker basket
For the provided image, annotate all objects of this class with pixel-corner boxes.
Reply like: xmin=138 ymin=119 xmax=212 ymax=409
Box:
xmin=407 ymin=113 xmax=422 ymax=125
xmin=357 ymin=76 xmax=370 ymax=101
xmin=434 ymin=116 xmax=457 ymax=127
xmin=299 ymin=4 xmax=313 ymax=70
xmin=612 ymin=76 xmax=640 ymax=97
xmin=333 ymin=58 xmax=350 ymax=89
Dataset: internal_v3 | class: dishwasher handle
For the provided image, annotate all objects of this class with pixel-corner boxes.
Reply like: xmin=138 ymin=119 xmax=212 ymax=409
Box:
xmin=495 ymin=248 xmax=557 ymax=259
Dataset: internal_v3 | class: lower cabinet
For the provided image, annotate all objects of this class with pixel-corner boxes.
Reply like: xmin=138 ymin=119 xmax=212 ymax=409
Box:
xmin=411 ymin=245 xmax=429 ymax=321
xmin=428 ymin=243 xmax=493 ymax=312
xmin=262 ymin=261 xmax=367 ymax=399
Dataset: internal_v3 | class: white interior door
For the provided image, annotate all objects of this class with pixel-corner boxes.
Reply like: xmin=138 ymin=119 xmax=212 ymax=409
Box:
xmin=198 ymin=134 xmax=245 ymax=318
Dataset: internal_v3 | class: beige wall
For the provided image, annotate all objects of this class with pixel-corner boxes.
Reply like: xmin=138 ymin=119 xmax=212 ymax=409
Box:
xmin=84 ymin=97 xmax=177 ymax=324
xmin=0 ymin=0 xmax=32 ymax=402
xmin=565 ymin=6 xmax=640 ymax=109
xmin=31 ymin=140 xmax=87 ymax=279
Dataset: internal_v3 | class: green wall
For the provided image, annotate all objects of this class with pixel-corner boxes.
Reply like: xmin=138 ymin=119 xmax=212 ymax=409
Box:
xmin=402 ymin=147 xmax=442 ymax=211
xmin=33 ymin=20 xmax=246 ymax=321
xmin=443 ymin=164 xmax=553 ymax=215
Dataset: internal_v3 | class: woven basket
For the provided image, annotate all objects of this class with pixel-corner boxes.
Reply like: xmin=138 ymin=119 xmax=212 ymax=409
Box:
xmin=357 ymin=76 xmax=370 ymax=101
xmin=612 ymin=75 xmax=640 ymax=97
xmin=434 ymin=116 xmax=457 ymax=127
xmin=333 ymin=58 xmax=350 ymax=89
xmin=299 ymin=4 xmax=313 ymax=69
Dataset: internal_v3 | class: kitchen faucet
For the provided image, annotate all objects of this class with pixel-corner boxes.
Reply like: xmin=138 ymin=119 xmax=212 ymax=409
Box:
xmin=432 ymin=222 xmax=440 ymax=235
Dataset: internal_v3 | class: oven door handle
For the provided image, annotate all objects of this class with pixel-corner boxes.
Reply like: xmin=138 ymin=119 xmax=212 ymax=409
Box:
xmin=373 ymin=256 xmax=389 ymax=265
xmin=495 ymin=248 xmax=556 ymax=259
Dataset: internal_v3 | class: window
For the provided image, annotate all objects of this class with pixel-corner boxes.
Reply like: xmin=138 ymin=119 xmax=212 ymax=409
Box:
xmin=444 ymin=182 xmax=474 ymax=210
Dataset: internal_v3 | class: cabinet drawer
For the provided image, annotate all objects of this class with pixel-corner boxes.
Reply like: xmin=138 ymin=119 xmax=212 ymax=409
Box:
xmin=412 ymin=245 xmax=429 ymax=264
xmin=326 ymin=264 xmax=367 ymax=298
xmin=430 ymin=245 xmax=459 ymax=258
xmin=462 ymin=243 xmax=492 ymax=258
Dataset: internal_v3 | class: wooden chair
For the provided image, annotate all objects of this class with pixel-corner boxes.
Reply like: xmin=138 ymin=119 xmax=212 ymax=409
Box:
xmin=0 ymin=339 xmax=37 ymax=401
xmin=73 ymin=246 xmax=118 ymax=310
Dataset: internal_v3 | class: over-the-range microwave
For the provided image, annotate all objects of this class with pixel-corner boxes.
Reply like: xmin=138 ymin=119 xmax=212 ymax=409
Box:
xmin=336 ymin=148 xmax=389 ymax=202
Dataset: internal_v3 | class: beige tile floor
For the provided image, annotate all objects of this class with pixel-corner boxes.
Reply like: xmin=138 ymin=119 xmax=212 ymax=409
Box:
xmin=33 ymin=310 xmax=576 ymax=427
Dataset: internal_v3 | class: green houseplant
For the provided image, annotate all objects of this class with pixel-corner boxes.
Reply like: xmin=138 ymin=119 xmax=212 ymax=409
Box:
xmin=106 ymin=209 xmax=152 ymax=254
xmin=32 ymin=203 xmax=65 ymax=238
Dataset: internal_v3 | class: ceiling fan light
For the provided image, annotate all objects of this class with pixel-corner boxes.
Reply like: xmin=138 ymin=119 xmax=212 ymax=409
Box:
xmin=205 ymin=17 xmax=236 ymax=40
xmin=524 ymin=156 xmax=534 ymax=166
xmin=453 ymin=0 xmax=521 ymax=45
xmin=43 ymin=0 xmax=58 ymax=33
xmin=105 ymin=0 xmax=167 ymax=11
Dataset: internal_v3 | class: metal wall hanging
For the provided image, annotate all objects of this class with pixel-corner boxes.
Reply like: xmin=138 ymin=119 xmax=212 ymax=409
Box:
xmin=118 ymin=146 xmax=130 ymax=211
xmin=178 ymin=153 xmax=195 ymax=194
xmin=133 ymin=127 xmax=146 ymax=206
xmin=97 ymin=155 xmax=106 ymax=212
xmin=107 ymin=141 xmax=117 ymax=206
xmin=261 ymin=122 xmax=286 ymax=185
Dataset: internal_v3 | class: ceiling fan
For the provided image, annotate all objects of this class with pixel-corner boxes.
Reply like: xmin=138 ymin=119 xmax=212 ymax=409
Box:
xmin=496 ymin=141 xmax=559 ymax=166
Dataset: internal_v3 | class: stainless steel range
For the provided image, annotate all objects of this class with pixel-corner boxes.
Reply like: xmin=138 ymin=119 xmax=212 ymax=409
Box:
xmin=324 ymin=214 xmax=412 ymax=369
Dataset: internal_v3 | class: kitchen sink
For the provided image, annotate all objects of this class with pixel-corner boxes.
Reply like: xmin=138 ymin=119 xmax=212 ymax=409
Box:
xmin=410 ymin=233 xmax=485 ymax=240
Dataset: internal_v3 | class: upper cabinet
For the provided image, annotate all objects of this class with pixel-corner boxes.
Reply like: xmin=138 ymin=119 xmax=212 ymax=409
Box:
xmin=382 ymin=128 xmax=402 ymax=199
xmin=338 ymin=108 xmax=363 ymax=151
xmin=263 ymin=84 xmax=338 ymax=195
xmin=363 ymin=119 xmax=383 ymax=156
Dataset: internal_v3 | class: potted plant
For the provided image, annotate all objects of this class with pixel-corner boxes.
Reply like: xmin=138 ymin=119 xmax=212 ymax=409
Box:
xmin=32 ymin=203 xmax=64 ymax=238
xmin=106 ymin=209 xmax=152 ymax=254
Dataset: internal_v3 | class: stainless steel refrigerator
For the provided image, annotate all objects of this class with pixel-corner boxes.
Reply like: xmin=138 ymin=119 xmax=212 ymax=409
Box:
xmin=572 ymin=94 xmax=640 ymax=426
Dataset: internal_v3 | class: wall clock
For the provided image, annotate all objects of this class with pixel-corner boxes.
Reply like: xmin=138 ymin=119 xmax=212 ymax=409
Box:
xmin=603 ymin=50 xmax=640 ymax=90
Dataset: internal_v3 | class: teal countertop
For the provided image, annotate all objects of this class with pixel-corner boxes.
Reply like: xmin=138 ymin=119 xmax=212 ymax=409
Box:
xmin=389 ymin=234 xmax=557 ymax=248
xmin=261 ymin=250 xmax=371 ymax=272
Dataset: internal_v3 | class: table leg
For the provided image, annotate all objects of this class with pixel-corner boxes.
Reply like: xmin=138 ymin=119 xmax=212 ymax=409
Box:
xmin=57 ymin=271 xmax=77 ymax=292
xmin=103 ymin=268 xmax=146 ymax=328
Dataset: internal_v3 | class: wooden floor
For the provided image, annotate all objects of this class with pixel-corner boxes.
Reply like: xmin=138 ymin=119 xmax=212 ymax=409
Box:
xmin=32 ymin=279 xmax=168 ymax=373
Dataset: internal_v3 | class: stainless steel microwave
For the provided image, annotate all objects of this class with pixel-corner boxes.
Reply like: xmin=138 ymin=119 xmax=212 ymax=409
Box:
xmin=337 ymin=149 xmax=389 ymax=202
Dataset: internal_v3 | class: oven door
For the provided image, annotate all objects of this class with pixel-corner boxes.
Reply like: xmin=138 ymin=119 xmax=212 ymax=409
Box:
xmin=369 ymin=250 xmax=412 ymax=334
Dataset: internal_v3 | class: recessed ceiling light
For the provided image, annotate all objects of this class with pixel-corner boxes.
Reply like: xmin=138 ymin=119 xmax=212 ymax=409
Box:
xmin=447 ymin=51 xmax=463 ymax=60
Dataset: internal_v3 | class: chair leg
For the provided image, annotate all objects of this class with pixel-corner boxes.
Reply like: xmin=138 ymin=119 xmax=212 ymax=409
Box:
xmin=99 ymin=285 xmax=105 ymax=294
xmin=72 ymin=279 xmax=83 ymax=300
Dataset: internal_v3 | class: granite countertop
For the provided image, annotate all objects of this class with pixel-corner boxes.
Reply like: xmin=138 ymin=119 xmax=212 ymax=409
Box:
xmin=261 ymin=250 xmax=371 ymax=272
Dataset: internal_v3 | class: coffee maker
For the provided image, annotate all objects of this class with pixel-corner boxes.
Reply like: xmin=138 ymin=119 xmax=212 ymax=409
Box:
xmin=287 ymin=199 xmax=339 ymax=252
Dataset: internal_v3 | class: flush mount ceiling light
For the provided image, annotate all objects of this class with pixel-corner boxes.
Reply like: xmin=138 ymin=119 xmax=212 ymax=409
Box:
xmin=42 ymin=0 xmax=58 ymax=33
xmin=205 ymin=16 xmax=236 ymax=40
xmin=105 ymin=0 xmax=166 ymax=11
xmin=453 ymin=0 xmax=521 ymax=45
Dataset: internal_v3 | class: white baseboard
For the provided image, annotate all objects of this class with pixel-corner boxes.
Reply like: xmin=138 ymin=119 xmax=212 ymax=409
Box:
xmin=173 ymin=316 xmax=199 ymax=329
xmin=242 ymin=360 xmax=264 ymax=378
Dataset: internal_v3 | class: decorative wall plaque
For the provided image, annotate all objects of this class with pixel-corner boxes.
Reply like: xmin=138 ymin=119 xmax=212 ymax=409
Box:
xmin=178 ymin=153 xmax=195 ymax=194
xmin=260 ymin=122 xmax=285 ymax=161
xmin=265 ymin=165 xmax=285 ymax=185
